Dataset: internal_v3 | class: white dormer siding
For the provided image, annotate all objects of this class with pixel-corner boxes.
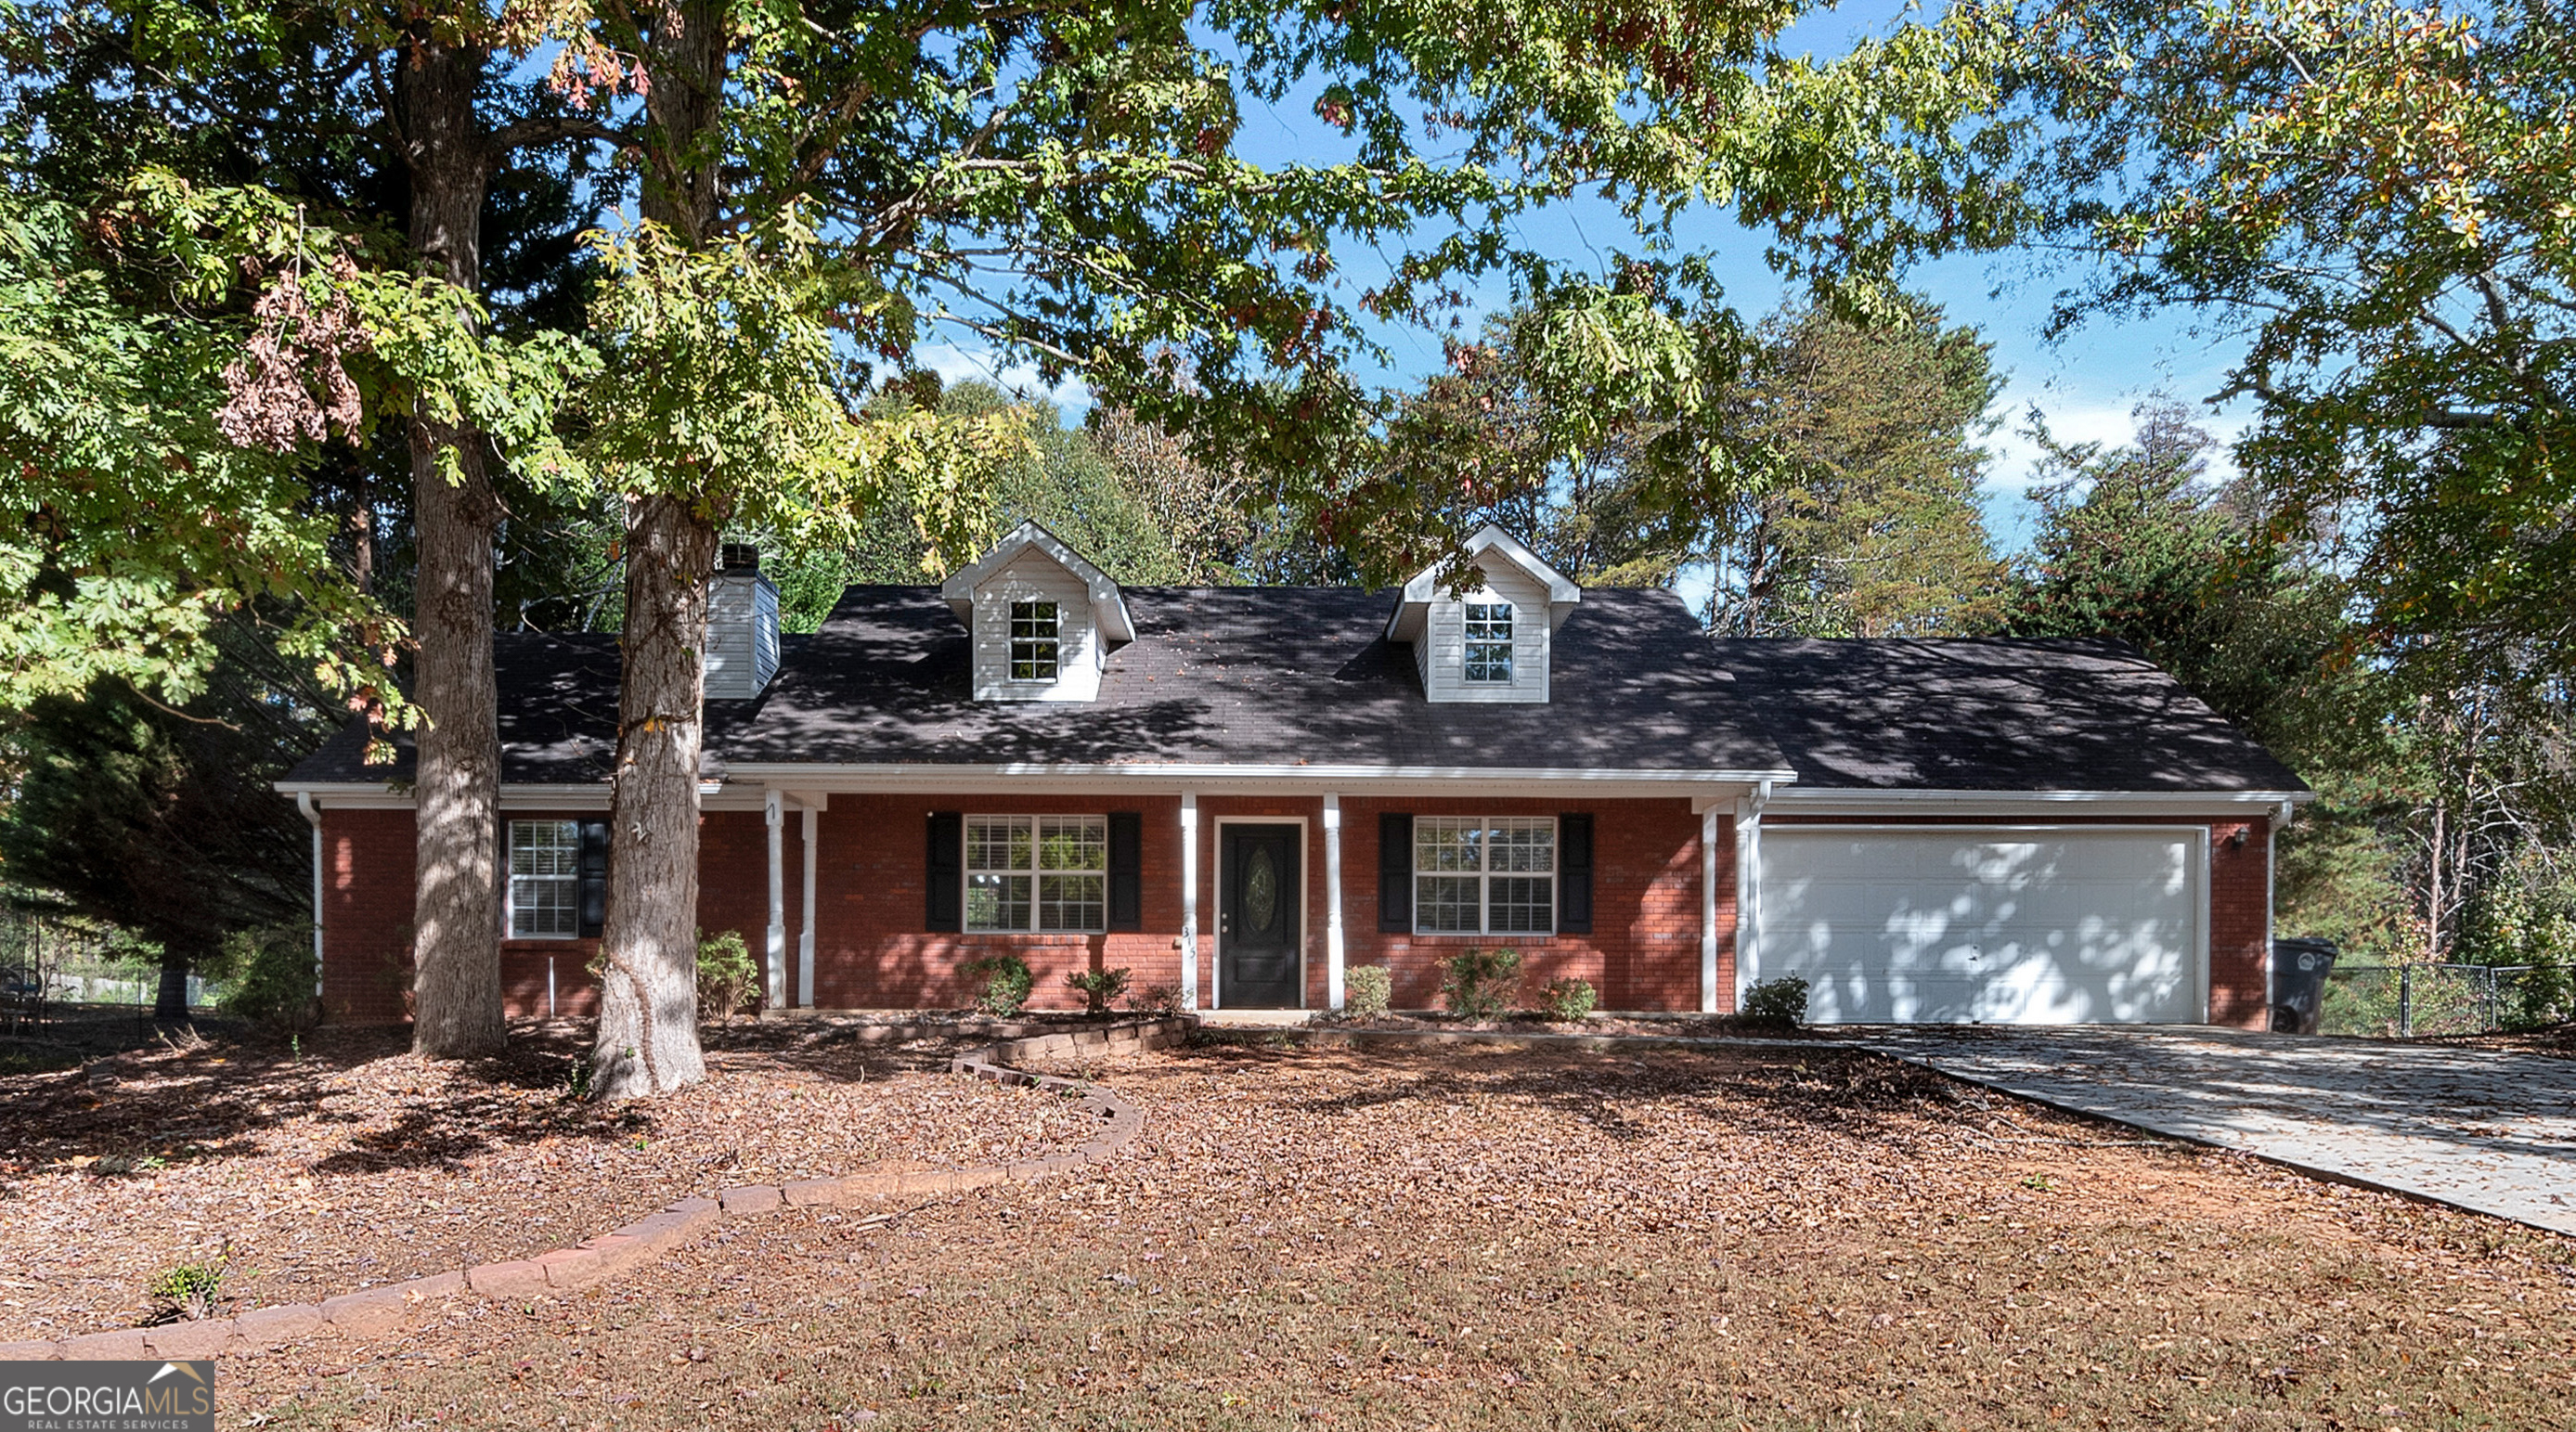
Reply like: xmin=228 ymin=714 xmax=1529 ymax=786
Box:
xmin=1416 ymin=565 xmax=1553 ymax=703
xmin=705 ymin=566 xmax=782 ymax=700
xmin=1386 ymin=524 xmax=1580 ymax=705
xmin=940 ymin=518 xmax=1136 ymax=703
xmin=970 ymin=548 xmax=1103 ymax=701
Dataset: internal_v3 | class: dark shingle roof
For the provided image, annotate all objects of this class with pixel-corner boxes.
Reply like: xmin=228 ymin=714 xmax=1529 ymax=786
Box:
xmin=286 ymin=633 xmax=796 ymax=785
xmin=1711 ymin=638 xmax=2307 ymax=792
xmin=282 ymin=602 xmax=2306 ymax=794
xmin=723 ymin=586 xmax=1789 ymax=772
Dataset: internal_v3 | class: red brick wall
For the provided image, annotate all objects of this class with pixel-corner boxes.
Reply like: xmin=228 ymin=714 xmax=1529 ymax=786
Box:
xmin=1759 ymin=813 xmax=2272 ymax=1026
xmin=807 ymin=794 xmax=1185 ymax=1013
xmin=1330 ymin=796 xmax=1718 ymax=1013
xmin=320 ymin=808 xmax=416 ymax=1025
xmin=319 ymin=805 xmax=799 ymax=1025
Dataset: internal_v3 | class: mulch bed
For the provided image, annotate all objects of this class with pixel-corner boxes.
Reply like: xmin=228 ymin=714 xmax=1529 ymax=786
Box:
xmin=203 ymin=1038 xmax=2576 ymax=1430
xmin=1315 ymin=1012 xmax=1835 ymax=1039
xmin=0 ymin=1018 xmax=1100 ymax=1341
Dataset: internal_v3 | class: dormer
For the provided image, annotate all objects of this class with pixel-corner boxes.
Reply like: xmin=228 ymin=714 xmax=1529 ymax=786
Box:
xmin=941 ymin=520 xmax=1135 ymax=702
xmin=1384 ymin=524 xmax=1580 ymax=703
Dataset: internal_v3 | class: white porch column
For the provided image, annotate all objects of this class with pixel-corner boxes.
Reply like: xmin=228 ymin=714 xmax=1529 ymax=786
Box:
xmin=1323 ymin=793 xmax=1346 ymax=1011
xmin=798 ymin=802 xmax=820 ymax=1008
xmin=1179 ymin=793 xmax=1201 ymax=1011
xmin=1700 ymin=804 xmax=1721 ymax=1013
xmin=764 ymin=789 xmax=787 ymax=1010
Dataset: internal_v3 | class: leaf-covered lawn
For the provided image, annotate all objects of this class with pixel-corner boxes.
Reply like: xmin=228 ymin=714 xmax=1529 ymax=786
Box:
xmin=199 ymin=1039 xmax=2575 ymax=1430
xmin=0 ymin=1019 xmax=1094 ymax=1340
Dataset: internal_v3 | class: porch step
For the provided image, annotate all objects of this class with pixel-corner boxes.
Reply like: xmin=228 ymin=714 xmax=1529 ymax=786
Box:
xmin=1194 ymin=1008 xmax=1317 ymax=1027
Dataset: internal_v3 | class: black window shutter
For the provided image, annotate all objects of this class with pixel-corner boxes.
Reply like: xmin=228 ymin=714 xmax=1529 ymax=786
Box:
xmin=1378 ymin=812 xmax=1414 ymax=932
xmin=926 ymin=811 xmax=963 ymax=932
xmin=1557 ymin=813 xmax=1594 ymax=935
xmin=576 ymin=819 xmax=611 ymax=937
xmin=1107 ymin=811 xmax=1143 ymax=930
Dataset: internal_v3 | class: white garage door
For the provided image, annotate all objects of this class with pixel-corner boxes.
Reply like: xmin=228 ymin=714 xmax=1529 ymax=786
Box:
xmin=1754 ymin=827 xmax=2205 ymax=1025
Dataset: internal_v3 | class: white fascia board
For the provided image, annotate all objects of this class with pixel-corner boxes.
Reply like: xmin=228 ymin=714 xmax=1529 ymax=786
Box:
xmin=938 ymin=518 xmax=1134 ymax=641
xmin=270 ymin=780 xmax=777 ymax=813
xmin=1762 ymin=787 xmax=2317 ymax=819
xmin=720 ymin=762 xmax=1795 ymax=799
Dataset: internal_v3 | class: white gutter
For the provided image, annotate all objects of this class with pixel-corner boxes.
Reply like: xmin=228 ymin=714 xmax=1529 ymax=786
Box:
xmin=716 ymin=763 xmax=1796 ymax=799
xmin=295 ymin=792 xmax=324 ymax=996
xmin=1762 ymin=788 xmax=2315 ymax=818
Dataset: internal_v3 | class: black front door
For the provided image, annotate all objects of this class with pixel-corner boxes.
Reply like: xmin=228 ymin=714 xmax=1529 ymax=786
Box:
xmin=1220 ymin=825 xmax=1301 ymax=1008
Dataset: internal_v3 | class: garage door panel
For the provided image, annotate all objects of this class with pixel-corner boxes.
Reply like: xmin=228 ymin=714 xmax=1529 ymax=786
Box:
xmin=1756 ymin=829 xmax=2203 ymax=1026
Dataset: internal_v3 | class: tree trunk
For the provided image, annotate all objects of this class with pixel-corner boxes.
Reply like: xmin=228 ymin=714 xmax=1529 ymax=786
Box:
xmin=153 ymin=947 xmax=191 ymax=1024
xmin=589 ymin=494 xmax=716 ymax=1100
xmin=399 ymin=36 xmax=508 ymax=1058
xmin=589 ymin=0 xmax=730 ymax=1101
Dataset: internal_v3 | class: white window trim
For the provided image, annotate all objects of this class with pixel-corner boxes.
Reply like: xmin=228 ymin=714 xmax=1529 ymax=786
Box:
xmin=1006 ymin=600 xmax=1062 ymax=683
xmin=1412 ymin=815 xmax=1558 ymax=937
xmin=964 ymin=813 xmax=1109 ymax=934
xmin=506 ymin=819 xmax=582 ymax=940
xmin=1462 ymin=599 xmax=1514 ymax=684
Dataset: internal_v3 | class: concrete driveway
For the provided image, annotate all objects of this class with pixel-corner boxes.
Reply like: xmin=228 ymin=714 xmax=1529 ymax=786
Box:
xmin=1836 ymin=1026 xmax=2576 ymax=1235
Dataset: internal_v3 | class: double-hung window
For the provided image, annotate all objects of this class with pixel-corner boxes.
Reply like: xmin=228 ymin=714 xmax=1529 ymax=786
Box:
xmin=965 ymin=815 xmax=1107 ymax=932
xmin=1414 ymin=816 xmax=1555 ymax=935
xmin=508 ymin=819 xmax=580 ymax=937
xmin=1009 ymin=600 xmax=1060 ymax=681
xmin=1463 ymin=601 xmax=1513 ymax=683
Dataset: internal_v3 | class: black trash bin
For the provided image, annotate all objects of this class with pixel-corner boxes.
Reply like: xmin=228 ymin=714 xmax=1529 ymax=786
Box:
xmin=2269 ymin=936 xmax=2339 ymax=1034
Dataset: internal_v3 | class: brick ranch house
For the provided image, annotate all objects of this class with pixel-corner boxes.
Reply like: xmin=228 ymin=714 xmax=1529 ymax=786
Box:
xmin=278 ymin=522 xmax=2312 ymax=1028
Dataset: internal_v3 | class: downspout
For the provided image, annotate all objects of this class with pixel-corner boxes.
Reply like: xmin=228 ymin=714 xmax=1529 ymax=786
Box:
xmin=295 ymin=792 xmax=324 ymax=999
xmin=2266 ymin=798 xmax=2294 ymax=1019
xmin=799 ymin=803 xmax=818 ymax=1009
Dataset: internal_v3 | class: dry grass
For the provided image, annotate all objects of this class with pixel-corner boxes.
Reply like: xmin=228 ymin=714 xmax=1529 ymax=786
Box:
xmin=185 ymin=1039 xmax=2576 ymax=1431
xmin=0 ymin=1020 xmax=1094 ymax=1338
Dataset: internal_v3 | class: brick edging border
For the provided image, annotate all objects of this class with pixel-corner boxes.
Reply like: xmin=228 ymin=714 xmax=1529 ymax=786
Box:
xmin=0 ymin=1016 xmax=1193 ymax=1364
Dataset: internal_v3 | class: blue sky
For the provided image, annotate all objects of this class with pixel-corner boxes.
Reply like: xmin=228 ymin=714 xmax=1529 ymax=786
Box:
xmin=915 ymin=0 xmax=2258 ymax=558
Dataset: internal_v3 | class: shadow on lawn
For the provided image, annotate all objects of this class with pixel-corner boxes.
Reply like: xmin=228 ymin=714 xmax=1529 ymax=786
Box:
xmin=1221 ymin=1041 xmax=2004 ymax=1145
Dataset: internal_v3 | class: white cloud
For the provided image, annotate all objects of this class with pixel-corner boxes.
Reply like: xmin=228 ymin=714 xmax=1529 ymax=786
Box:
xmin=913 ymin=342 xmax=1095 ymax=415
xmin=1975 ymin=381 xmax=2253 ymax=552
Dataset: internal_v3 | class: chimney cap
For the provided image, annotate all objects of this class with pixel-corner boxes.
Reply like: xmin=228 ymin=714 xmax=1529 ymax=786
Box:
xmin=719 ymin=542 xmax=760 ymax=573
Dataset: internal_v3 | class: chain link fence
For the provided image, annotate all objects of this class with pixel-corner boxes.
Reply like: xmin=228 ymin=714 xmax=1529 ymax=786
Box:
xmin=2319 ymin=962 xmax=2569 ymax=1038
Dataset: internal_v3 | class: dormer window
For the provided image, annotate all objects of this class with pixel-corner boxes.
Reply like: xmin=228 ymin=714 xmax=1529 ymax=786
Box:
xmin=940 ymin=519 xmax=1135 ymax=703
xmin=1463 ymin=602 xmax=1514 ymax=683
xmin=1385 ymin=525 xmax=1579 ymax=705
xmin=1009 ymin=600 xmax=1060 ymax=681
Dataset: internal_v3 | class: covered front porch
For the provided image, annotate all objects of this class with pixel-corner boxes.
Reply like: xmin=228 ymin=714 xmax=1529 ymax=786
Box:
xmin=729 ymin=768 xmax=1785 ymax=1016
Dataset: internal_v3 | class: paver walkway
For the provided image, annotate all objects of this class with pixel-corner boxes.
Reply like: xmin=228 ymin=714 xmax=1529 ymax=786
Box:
xmin=1840 ymin=1026 xmax=2576 ymax=1235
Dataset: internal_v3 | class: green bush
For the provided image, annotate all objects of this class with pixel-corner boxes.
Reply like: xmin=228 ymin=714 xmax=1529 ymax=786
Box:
xmin=1342 ymin=964 xmax=1392 ymax=1019
xmin=964 ymin=953 xmax=1034 ymax=1016
xmin=695 ymin=929 xmax=758 ymax=1023
xmin=1440 ymin=946 xmax=1522 ymax=1021
xmin=148 ymin=1252 xmax=229 ymax=1322
xmin=1539 ymin=975 xmax=1597 ymax=1023
xmin=1741 ymin=974 xmax=1810 ymax=1027
xmin=1066 ymin=966 xmax=1133 ymax=1014
xmin=212 ymin=925 xmax=320 ymax=1039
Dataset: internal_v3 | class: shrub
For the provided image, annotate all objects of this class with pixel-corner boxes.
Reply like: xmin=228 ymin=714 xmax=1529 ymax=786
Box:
xmin=1342 ymin=964 xmax=1392 ymax=1019
xmin=1066 ymin=966 xmax=1133 ymax=1014
xmin=964 ymin=952 xmax=1034 ymax=1016
xmin=1440 ymin=947 xmax=1522 ymax=1021
xmin=211 ymin=925 xmax=321 ymax=1039
xmin=1741 ymin=974 xmax=1810 ymax=1027
xmin=148 ymin=1251 xmax=229 ymax=1322
xmin=695 ymin=929 xmax=759 ymax=1023
xmin=1539 ymin=975 xmax=1597 ymax=1023
xmin=1124 ymin=982 xmax=1184 ymax=1016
